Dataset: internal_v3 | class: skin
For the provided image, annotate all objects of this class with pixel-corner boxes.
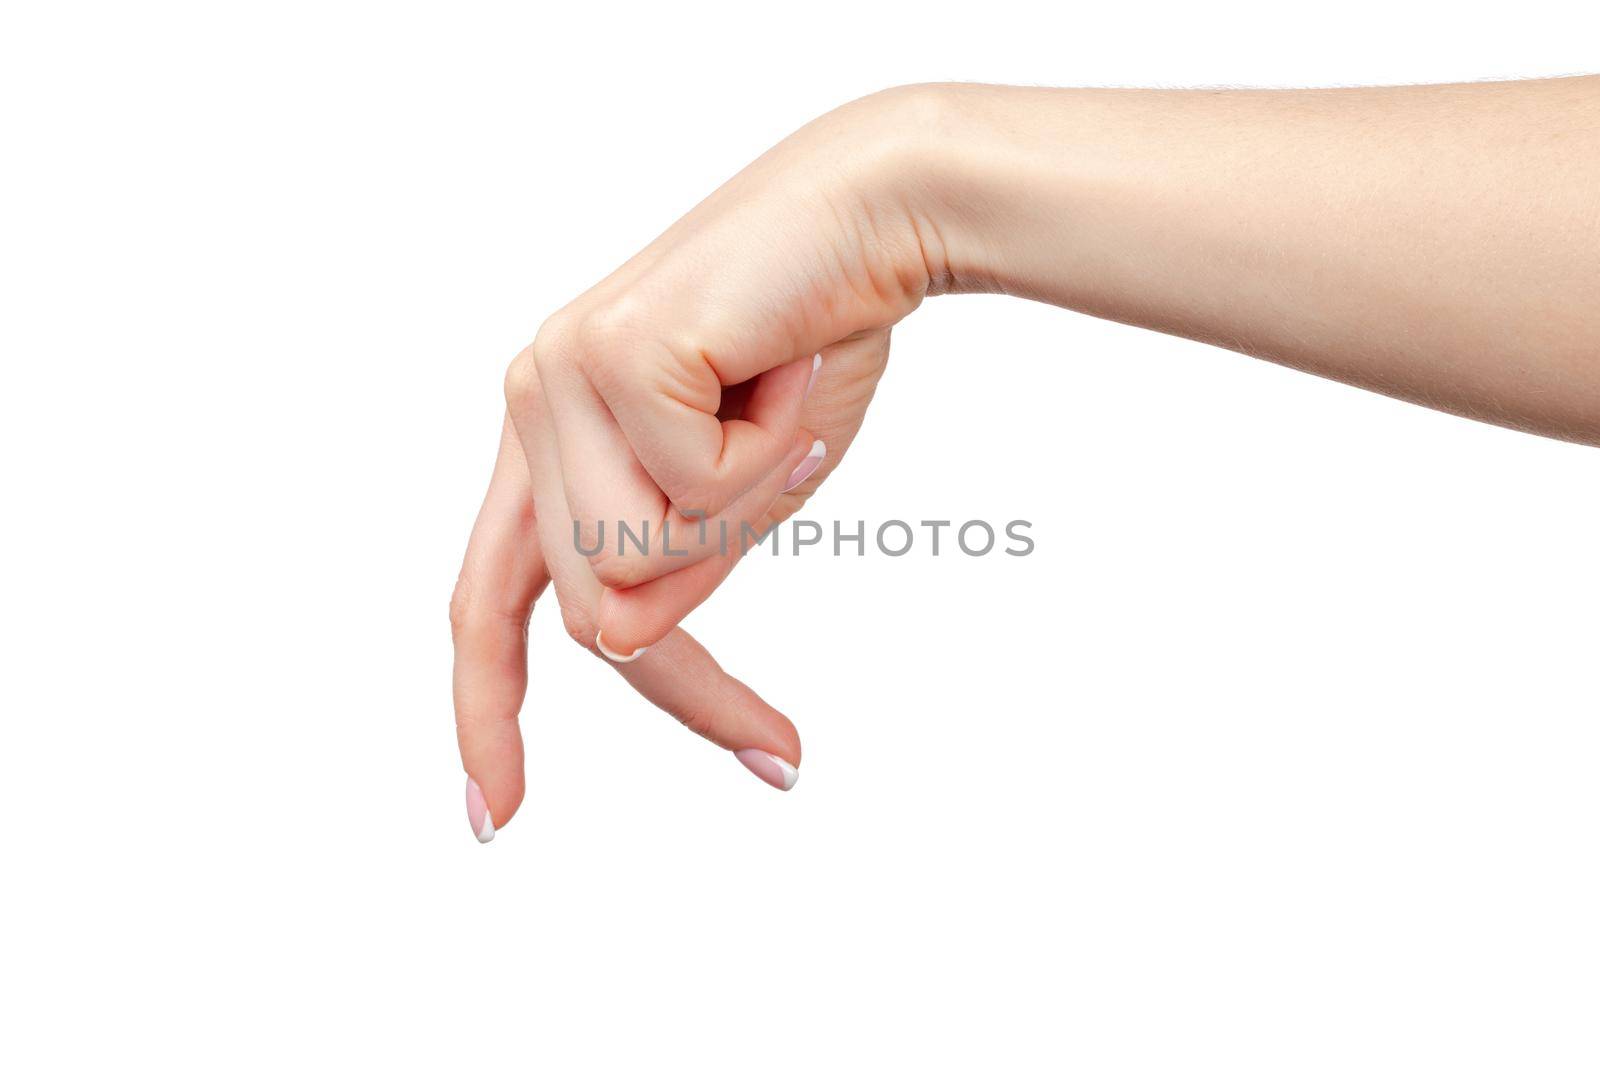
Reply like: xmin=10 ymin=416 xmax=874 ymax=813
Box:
xmin=452 ymin=77 xmax=1600 ymax=830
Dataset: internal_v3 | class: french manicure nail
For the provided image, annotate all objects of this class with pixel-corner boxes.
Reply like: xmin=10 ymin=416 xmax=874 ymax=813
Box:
xmin=596 ymin=631 xmax=647 ymax=663
xmin=466 ymin=776 xmax=495 ymax=843
xmin=735 ymin=749 xmax=800 ymax=791
xmin=804 ymin=352 xmax=822 ymax=398
xmin=782 ymin=440 xmax=826 ymax=493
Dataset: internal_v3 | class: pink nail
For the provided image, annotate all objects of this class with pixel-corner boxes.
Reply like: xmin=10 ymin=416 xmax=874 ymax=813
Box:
xmin=782 ymin=440 xmax=826 ymax=493
xmin=465 ymin=776 xmax=495 ymax=843
xmin=735 ymin=749 xmax=800 ymax=791
xmin=804 ymin=352 xmax=823 ymax=398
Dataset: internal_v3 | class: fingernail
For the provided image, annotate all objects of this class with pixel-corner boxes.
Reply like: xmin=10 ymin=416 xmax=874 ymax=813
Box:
xmin=804 ymin=352 xmax=822 ymax=398
xmin=782 ymin=440 xmax=826 ymax=493
xmin=735 ymin=749 xmax=800 ymax=791
xmin=596 ymin=631 xmax=647 ymax=663
xmin=465 ymin=776 xmax=495 ymax=843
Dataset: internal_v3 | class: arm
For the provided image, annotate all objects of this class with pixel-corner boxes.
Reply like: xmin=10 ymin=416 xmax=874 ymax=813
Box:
xmin=912 ymin=77 xmax=1600 ymax=443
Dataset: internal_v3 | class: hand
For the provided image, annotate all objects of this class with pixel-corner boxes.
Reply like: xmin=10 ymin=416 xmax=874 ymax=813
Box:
xmin=502 ymin=87 xmax=942 ymax=657
xmin=451 ymin=91 xmax=928 ymax=837
xmin=454 ymin=76 xmax=1600 ymax=838
xmin=453 ymin=333 xmax=890 ymax=837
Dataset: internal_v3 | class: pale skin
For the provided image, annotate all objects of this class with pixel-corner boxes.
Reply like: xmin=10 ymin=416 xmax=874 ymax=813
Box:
xmin=451 ymin=77 xmax=1600 ymax=838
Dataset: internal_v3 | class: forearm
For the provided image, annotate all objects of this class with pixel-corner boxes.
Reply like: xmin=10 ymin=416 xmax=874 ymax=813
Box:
xmin=905 ymin=78 xmax=1600 ymax=444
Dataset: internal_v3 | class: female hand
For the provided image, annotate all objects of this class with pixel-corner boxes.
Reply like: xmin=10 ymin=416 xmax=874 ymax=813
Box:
xmin=453 ymin=259 xmax=899 ymax=839
xmin=455 ymin=76 xmax=1600 ymax=838
xmin=501 ymin=87 xmax=945 ymax=659
xmin=453 ymin=90 xmax=938 ymax=837
xmin=452 ymin=343 xmax=889 ymax=837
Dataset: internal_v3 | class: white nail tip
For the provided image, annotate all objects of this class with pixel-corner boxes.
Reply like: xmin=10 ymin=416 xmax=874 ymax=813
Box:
xmin=782 ymin=440 xmax=827 ymax=493
xmin=770 ymin=756 xmax=800 ymax=791
xmin=740 ymin=750 xmax=800 ymax=790
xmin=596 ymin=631 xmax=647 ymax=663
xmin=476 ymin=813 xmax=495 ymax=844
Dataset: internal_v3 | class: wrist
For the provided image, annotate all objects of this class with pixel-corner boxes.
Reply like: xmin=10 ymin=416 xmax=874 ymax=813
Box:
xmin=865 ymin=83 xmax=1147 ymax=306
xmin=838 ymin=83 xmax=1078 ymax=299
xmin=801 ymin=83 xmax=1103 ymax=310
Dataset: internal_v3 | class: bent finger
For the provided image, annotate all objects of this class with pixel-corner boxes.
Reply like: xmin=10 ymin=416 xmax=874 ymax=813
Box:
xmin=590 ymin=339 xmax=817 ymax=522
xmin=591 ymin=429 xmax=825 ymax=656
xmin=510 ymin=364 xmax=802 ymax=788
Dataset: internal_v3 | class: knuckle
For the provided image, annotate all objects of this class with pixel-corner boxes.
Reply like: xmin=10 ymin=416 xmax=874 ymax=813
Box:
xmin=505 ymin=309 xmax=585 ymax=409
xmin=532 ymin=310 xmax=581 ymax=367
xmin=450 ymin=579 xmax=528 ymax=643
xmin=560 ymin=606 xmax=598 ymax=650
xmin=503 ymin=346 xmax=544 ymax=412
xmin=515 ymin=305 xmax=663 ymax=399
xmin=447 ymin=581 xmax=476 ymax=638
xmin=672 ymin=704 xmax=715 ymax=742
xmin=570 ymin=300 xmax=657 ymax=386
xmin=579 ymin=294 xmax=651 ymax=344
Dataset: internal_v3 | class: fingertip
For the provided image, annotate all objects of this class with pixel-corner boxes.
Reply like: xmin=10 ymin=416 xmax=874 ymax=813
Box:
xmin=459 ymin=722 xmax=526 ymax=840
xmin=735 ymin=749 xmax=800 ymax=791
xmin=466 ymin=776 xmax=497 ymax=842
xmin=619 ymin=628 xmax=804 ymax=772
xmin=594 ymin=628 xmax=647 ymax=662
xmin=594 ymin=590 xmax=643 ymax=661
xmin=757 ymin=710 xmax=802 ymax=770
xmin=717 ymin=670 xmax=802 ymax=768
xmin=781 ymin=437 xmax=826 ymax=493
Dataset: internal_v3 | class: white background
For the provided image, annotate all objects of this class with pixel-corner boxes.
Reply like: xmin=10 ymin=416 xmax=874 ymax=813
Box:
xmin=3 ymin=2 xmax=1597 ymax=1062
